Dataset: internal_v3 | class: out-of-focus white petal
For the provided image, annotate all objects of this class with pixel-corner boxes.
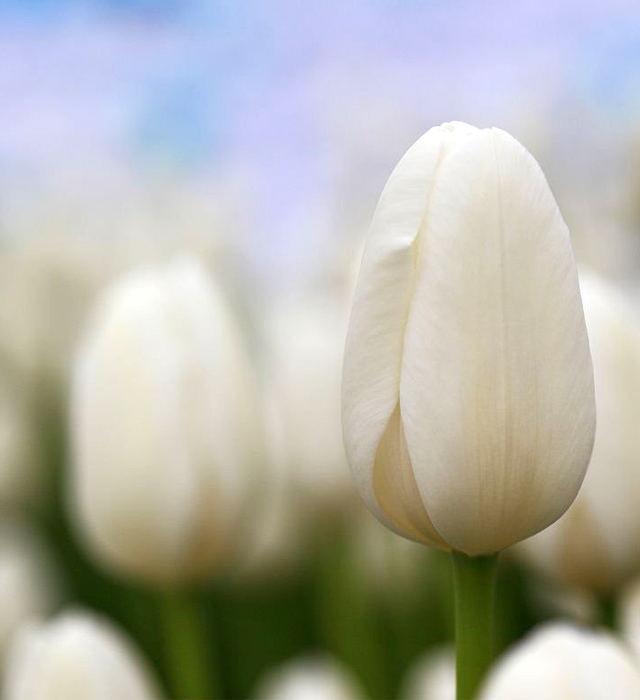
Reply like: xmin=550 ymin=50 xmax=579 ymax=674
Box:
xmin=400 ymin=128 xmax=594 ymax=554
xmin=253 ymin=656 xmax=365 ymax=700
xmin=71 ymin=255 xmax=259 ymax=584
xmin=343 ymin=122 xmax=476 ymax=544
xmin=520 ymin=272 xmax=640 ymax=590
xmin=480 ymin=624 xmax=640 ymax=700
xmin=267 ymin=294 xmax=353 ymax=513
xmin=3 ymin=611 xmax=162 ymax=700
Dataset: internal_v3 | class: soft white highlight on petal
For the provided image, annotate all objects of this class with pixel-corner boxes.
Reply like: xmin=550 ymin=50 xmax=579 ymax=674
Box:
xmin=71 ymin=255 xmax=259 ymax=584
xmin=399 ymin=127 xmax=594 ymax=554
xmin=520 ymin=273 xmax=640 ymax=589
xmin=480 ymin=624 xmax=640 ymax=700
xmin=3 ymin=611 xmax=162 ymax=700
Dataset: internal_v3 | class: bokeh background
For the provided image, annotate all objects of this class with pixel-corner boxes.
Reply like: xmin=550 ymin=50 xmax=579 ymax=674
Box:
xmin=2 ymin=1 xmax=640 ymax=698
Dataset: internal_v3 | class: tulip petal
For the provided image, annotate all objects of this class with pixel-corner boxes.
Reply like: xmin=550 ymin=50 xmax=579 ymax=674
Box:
xmin=400 ymin=128 xmax=595 ymax=555
xmin=373 ymin=406 xmax=448 ymax=548
xmin=480 ymin=624 xmax=640 ymax=700
xmin=343 ymin=122 xmax=476 ymax=542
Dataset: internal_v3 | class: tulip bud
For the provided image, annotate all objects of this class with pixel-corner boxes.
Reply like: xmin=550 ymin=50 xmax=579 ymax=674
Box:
xmin=401 ymin=647 xmax=455 ymax=700
xmin=479 ymin=624 xmax=640 ymax=699
xmin=70 ymin=255 xmax=260 ymax=585
xmin=254 ymin=656 xmax=365 ymax=700
xmin=3 ymin=610 xmax=162 ymax=700
xmin=0 ymin=235 xmax=106 ymax=397
xmin=520 ymin=273 xmax=640 ymax=590
xmin=342 ymin=121 xmax=595 ymax=555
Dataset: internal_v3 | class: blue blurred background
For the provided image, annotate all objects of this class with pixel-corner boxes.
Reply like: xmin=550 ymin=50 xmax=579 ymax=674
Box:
xmin=3 ymin=0 xmax=640 ymax=287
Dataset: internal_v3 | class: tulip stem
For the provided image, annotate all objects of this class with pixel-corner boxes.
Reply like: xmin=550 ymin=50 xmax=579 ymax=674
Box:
xmin=451 ymin=551 xmax=499 ymax=700
xmin=160 ymin=590 xmax=215 ymax=700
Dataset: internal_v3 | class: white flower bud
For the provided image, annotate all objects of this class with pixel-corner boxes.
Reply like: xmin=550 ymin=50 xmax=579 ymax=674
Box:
xmin=3 ymin=611 xmax=162 ymax=700
xmin=70 ymin=255 xmax=260 ymax=585
xmin=480 ymin=624 xmax=640 ymax=700
xmin=342 ymin=121 xmax=595 ymax=555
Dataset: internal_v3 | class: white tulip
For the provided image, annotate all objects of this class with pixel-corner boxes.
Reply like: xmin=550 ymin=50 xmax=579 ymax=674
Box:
xmin=401 ymin=647 xmax=455 ymax=700
xmin=253 ymin=656 xmax=365 ymax=700
xmin=70 ymin=255 xmax=260 ymax=585
xmin=237 ymin=292 xmax=354 ymax=579
xmin=0 ymin=235 xmax=106 ymax=395
xmin=520 ymin=273 xmax=640 ymax=590
xmin=479 ymin=623 xmax=640 ymax=700
xmin=266 ymin=293 xmax=354 ymax=516
xmin=342 ymin=121 xmax=595 ymax=555
xmin=3 ymin=610 xmax=162 ymax=700
xmin=0 ymin=520 xmax=60 ymax=664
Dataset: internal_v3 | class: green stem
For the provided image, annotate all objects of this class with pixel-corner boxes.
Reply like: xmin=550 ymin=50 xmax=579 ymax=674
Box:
xmin=159 ymin=590 xmax=215 ymax=700
xmin=451 ymin=551 xmax=499 ymax=700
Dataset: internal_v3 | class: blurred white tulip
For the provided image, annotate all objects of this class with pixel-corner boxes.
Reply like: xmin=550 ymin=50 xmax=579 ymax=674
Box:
xmin=70 ymin=255 xmax=260 ymax=585
xmin=479 ymin=623 xmax=640 ymax=700
xmin=265 ymin=292 xmax=354 ymax=519
xmin=401 ymin=647 xmax=455 ymax=700
xmin=342 ymin=121 xmax=595 ymax=555
xmin=3 ymin=610 xmax=162 ymax=700
xmin=233 ymin=393 xmax=305 ymax=581
xmin=520 ymin=273 xmax=640 ymax=591
xmin=0 ymin=235 xmax=107 ymax=397
xmin=253 ymin=656 xmax=365 ymax=700
xmin=0 ymin=520 xmax=60 ymax=664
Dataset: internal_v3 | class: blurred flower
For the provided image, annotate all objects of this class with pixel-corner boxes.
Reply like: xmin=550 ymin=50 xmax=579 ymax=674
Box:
xmin=0 ymin=520 xmax=60 ymax=665
xmin=0 ymin=235 xmax=107 ymax=398
xmin=253 ymin=656 xmax=365 ymax=700
xmin=236 ymin=288 xmax=355 ymax=580
xmin=400 ymin=647 xmax=455 ymax=700
xmin=3 ymin=610 xmax=162 ymax=700
xmin=70 ymin=255 xmax=260 ymax=586
xmin=520 ymin=273 xmax=640 ymax=591
xmin=479 ymin=623 xmax=640 ymax=699
xmin=342 ymin=121 xmax=595 ymax=555
xmin=265 ymin=291 xmax=355 ymax=520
